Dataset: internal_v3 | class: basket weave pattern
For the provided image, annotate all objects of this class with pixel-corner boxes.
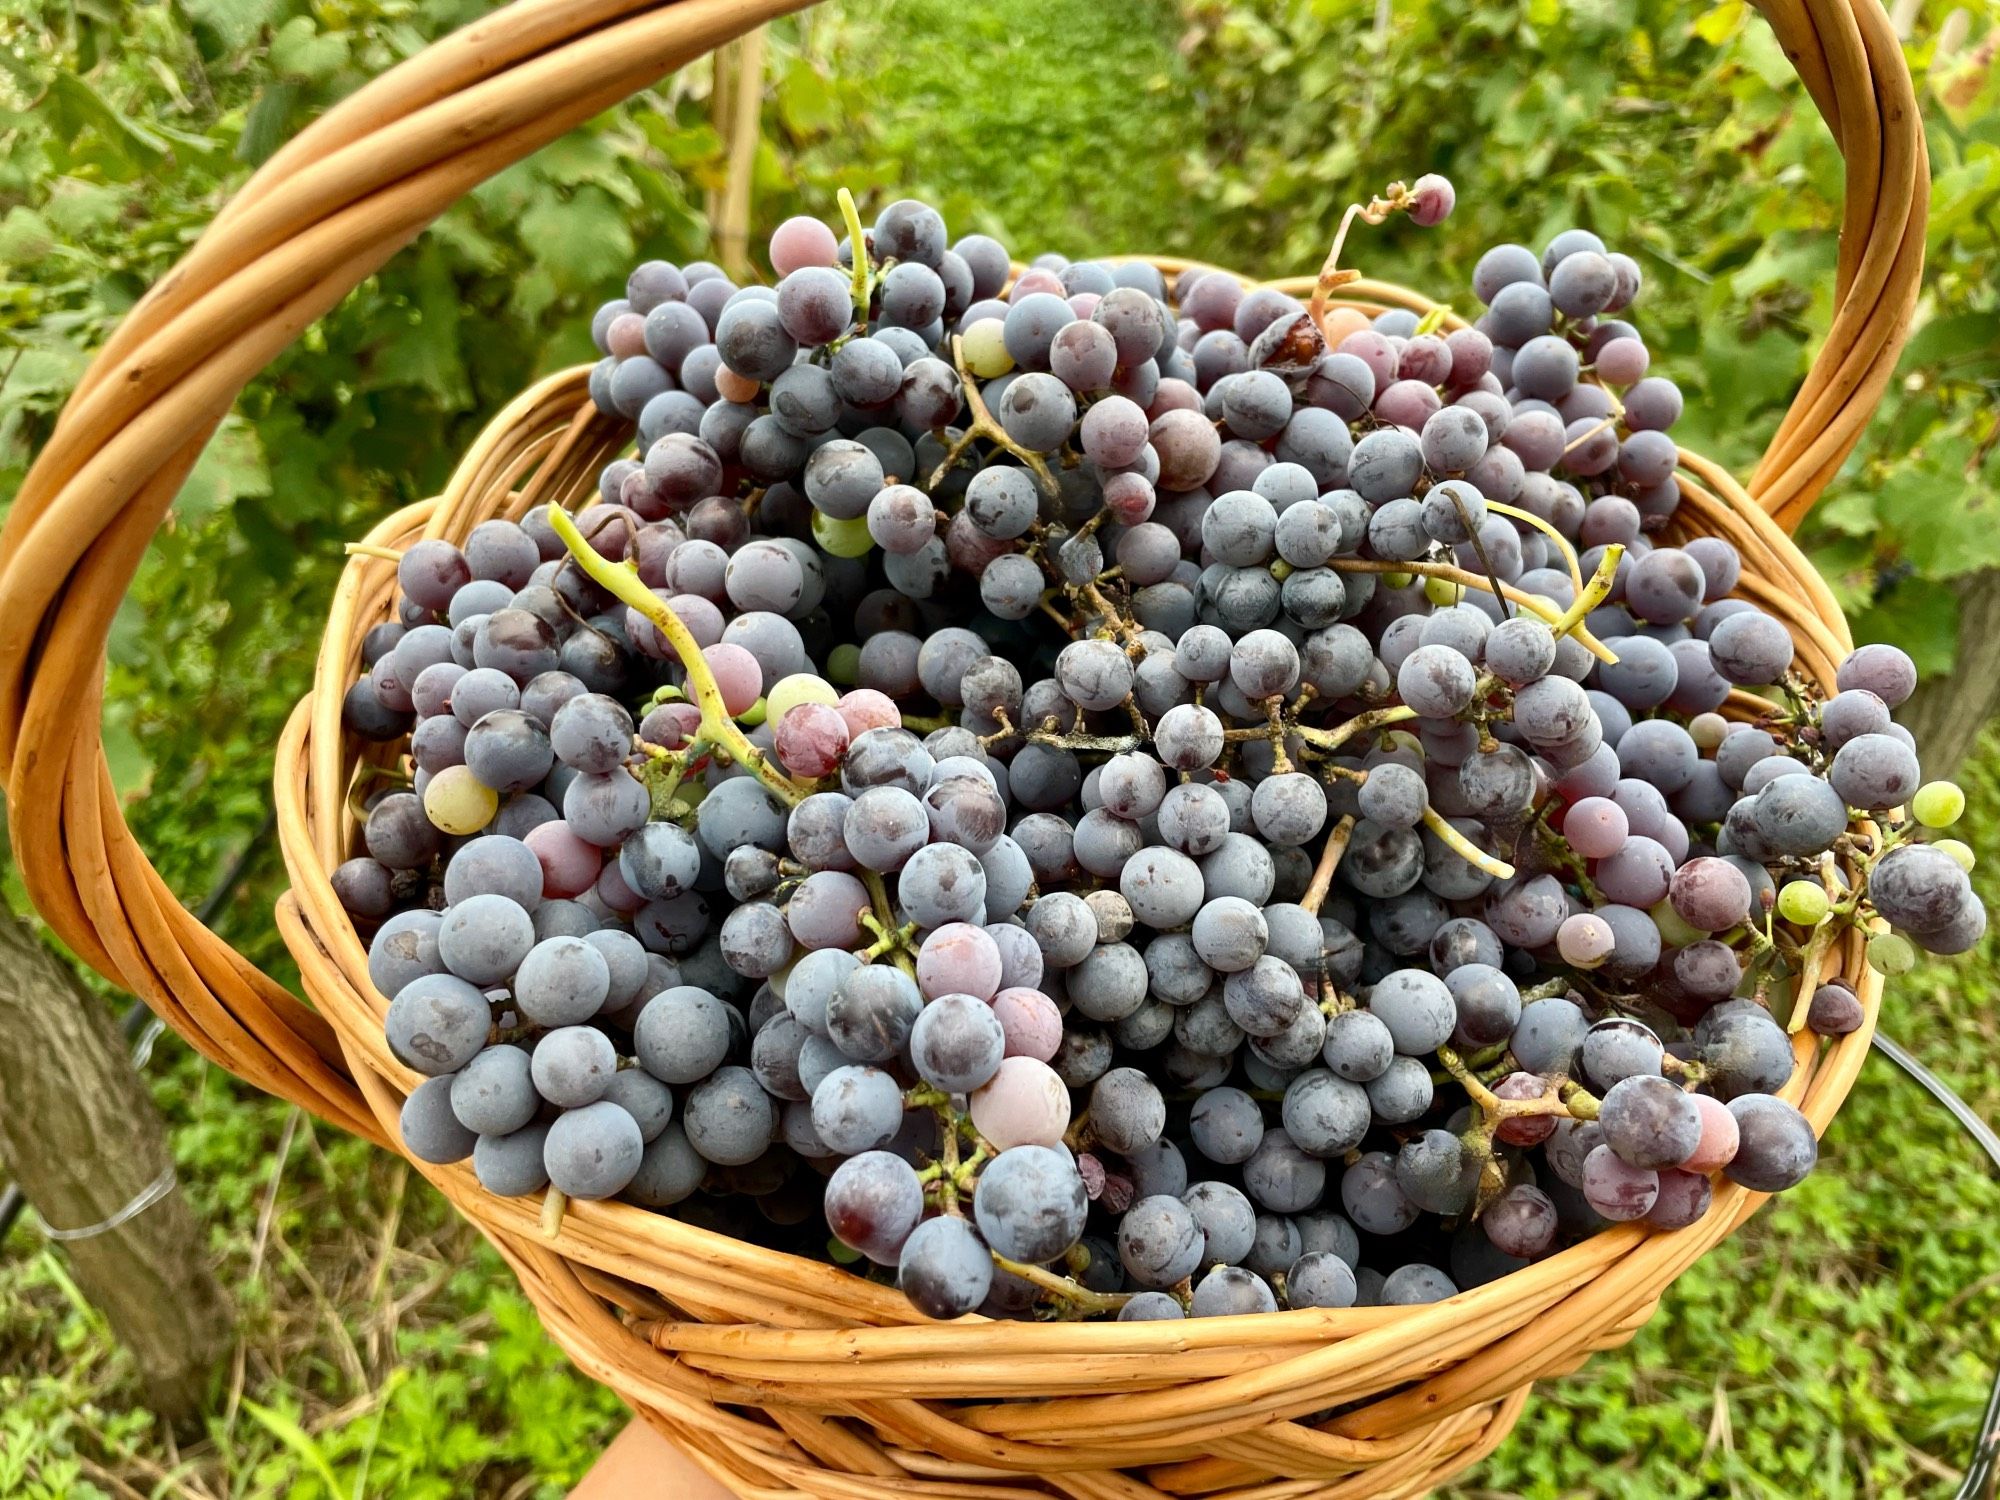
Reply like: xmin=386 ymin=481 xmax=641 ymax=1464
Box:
xmin=0 ymin=1 xmax=1929 ymax=1494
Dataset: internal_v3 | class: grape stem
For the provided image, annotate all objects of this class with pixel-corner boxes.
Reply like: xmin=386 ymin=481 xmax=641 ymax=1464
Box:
xmin=638 ymin=736 xmax=706 ymax=818
xmin=1301 ymin=814 xmax=1357 ymax=917
xmin=928 ymin=335 xmax=1057 ymax=494
xmin=990 ymin=1254 xmax=1133 ymax=1317
xmin=545 ymin=504 xmax=815 ymax=805
xmin=1785 ymin=908 xmax=1847 ymax=1035
xmin=1028 ymin=725 xmax=1146 ymax=755
xmin=540 ymin=1185 xmax=568 ymax=1239
xmin=978 ymin=706 xmax=1020 ymax=750
xmin=1329 ymin=558 xmax=1620 ymax=665
xmin=836 ymin=187 xmax=872 ymax=331
xmin=1534 ymin=818 xmax=1606 ymax=905
xmin=1484 ymin=500 xmax=1585 ymax=598
xmin=1439 ymin=1045 xmax=1599 ymax=1122
xmin=1307 ymin=182 xmax=1418 ymax=346
xmin=1420 ymin=806 xmax=1516 ymax=880
xmin=1294 ymin=703 xmax=1420 ymax=755
xmin=1263 ymin=696 xmax=1294 ymax=775
xmin=857 ymin=867 xmax=918 ymax=979
xmin=1551 ymin=543 xmax=1624 ymax=641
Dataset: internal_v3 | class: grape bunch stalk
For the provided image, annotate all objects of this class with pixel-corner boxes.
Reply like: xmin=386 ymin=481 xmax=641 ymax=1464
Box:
xmin=341 ymin=174 xmax=1982 ymax=1322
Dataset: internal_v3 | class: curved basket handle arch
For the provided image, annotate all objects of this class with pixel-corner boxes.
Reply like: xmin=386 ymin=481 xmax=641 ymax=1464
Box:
xmin=0 ymin=0 xmax=1924 ymax=1130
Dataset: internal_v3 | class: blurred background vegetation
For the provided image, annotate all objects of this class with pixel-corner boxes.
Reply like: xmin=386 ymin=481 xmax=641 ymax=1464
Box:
xmin=2 ymin=0 xmax=1999 ymax=1494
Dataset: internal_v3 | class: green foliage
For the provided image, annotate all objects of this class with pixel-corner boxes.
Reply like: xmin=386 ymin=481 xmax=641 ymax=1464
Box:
xmin=3 ymin=0 xmax=2000 ymax=1496
xmin=0 ymin=0 xmax=728 ymax=938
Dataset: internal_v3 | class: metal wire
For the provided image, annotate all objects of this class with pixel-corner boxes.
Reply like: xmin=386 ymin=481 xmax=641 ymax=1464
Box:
xmin=0 ymin=812 xmax=274 ymax=1242
xmin=1868 ymin=1033 xmax=2000 ymax=1500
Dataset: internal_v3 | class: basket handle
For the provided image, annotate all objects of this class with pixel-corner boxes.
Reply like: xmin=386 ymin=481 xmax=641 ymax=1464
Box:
xmin=0 ymin=0 xmax=1924 ymax=1129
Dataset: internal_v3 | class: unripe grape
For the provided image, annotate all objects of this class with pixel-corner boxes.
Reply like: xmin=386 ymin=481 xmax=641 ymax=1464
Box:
xmin=1776 ymin=881 xmax=1829 ymax=926
xmin=1934 ymin=838 xmax=1976 ymax=872
xmin=1912 ymin=781 xmax=1965 ymax=828
xmin=1868 ymin=932 xmax=1916 ymax=974
xmin=424 ymin=764 xmax=499 ymax=835
xmin=812 ymin=511 xmax=875 ymax=558
xmin=962 ymin=318 xmax=1013 ymax=377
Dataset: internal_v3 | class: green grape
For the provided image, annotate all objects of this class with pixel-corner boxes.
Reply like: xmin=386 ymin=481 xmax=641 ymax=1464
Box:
xmin=827 ymin=643 xmax=862 ymax=685
xmin=1911 ymin=780 xmax=1965 ymax=828
xmin=1776 ymin=881 xmax=1830 ymax=926
xmin=962 ymin=317 xmax=1014 ymax=378
xmin=424 ymin=764 xmax=498 ymax=835
xmin=812 ymin=510 xmax=875 ymax=558
xmin=1649 ymin=900 xmax=1704 ymax=949
xmin=1381 ymin=570 xmax=1415 ymax=590
xmin=1934 ymin=837 xmax=1976 ymax=872
xmin=769 ymin=672 xmax=839 ymax=724
xmin=1868 ymin=931 xmax=1916 ymax=975
xmin=1423 ymin=575 xmax=1463 ymax=606
xmin=738 ymin=696 xmax=768 ymax=727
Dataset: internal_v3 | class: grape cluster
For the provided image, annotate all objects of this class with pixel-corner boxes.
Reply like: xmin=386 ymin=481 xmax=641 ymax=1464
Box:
xmin=341 ymin=178 xmax=1981 ymax=1323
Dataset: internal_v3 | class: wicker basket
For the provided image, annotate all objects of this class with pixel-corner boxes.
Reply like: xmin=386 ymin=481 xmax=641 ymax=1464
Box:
xmin=0 ymin=0 xmax=1929 ymax=1494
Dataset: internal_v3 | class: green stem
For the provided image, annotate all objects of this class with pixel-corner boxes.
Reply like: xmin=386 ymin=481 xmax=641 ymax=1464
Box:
xmin=859 ymin=867 xmax=918 ymax=978
xmin=1552 ymin=543 xmax=1624 ymax=642
xmin=1420 ymin=805 xmax=1515 ymax=880
xmin=1293 ymin=703 xmax=1420 ymax=755
xmin=837 ymin=187 xmax=872 ymax=331
xmin=990 ymin=1254 xmax=1132 ymax=1317
xmin=545 ymin=505 xmax=811 ymax=805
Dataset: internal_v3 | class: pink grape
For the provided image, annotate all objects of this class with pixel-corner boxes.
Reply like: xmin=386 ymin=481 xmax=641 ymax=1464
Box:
xmin=1010 ymin=269 xmax=1064 ymax=301
xmin=1556 ymin=912 xmax=1615 ymax=968
xmin=595 ymin=859 xmax=648 ymax=914
xmin=1563 ymin=797 xmax=1629 ymax=859
xmin=1408 ymin=172 xmax=1456 ymax=227
xmin=989 ymin=986 xmax=1063 ymax=1062
xmin=774 ymin=703 xmax=851 ymax=778
xmin=946 ymin=510 xmax=1012 ymax=573
xmin=704 ymin=643 xmax=763 ymax=715
xmin=1493 ymin=1072 xmax=1557 ymax=1146
xmin=968 ymin=1056 xmax=1072 ymax=1149
xmin=525 ymin=819 xmax=602 ymax=899
xmin=835 ymin=689 xmax=901 ymax=738
xmin=1581 ymin=1144 xmax=1659 ymax=1221
xmin=1595 ymin=337 xmax=1650 ymax=386
xmin=667 ymin=595 xmax=726 ymax=652
xmin=606 ymin=312 xmax=648 ymax=358
xmin=643 ymin=700 xmax=702 ymax=751
xmin=1680 ymin=1093 xmax=1740 ymax=1173
xmin=1103 ymin=471 xmax=1156 ymax=525
xmin=917 ymin=923 xmax=1003 ymax=1002
xmin=770 ymin=215 xmax=839 ymax=275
